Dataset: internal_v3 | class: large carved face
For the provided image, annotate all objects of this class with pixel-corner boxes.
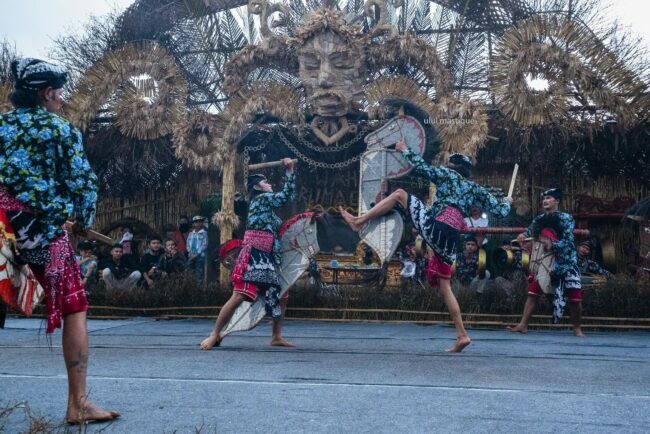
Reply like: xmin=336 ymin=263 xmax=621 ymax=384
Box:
xmin=298 ymin=30 xmax=365 ymax=118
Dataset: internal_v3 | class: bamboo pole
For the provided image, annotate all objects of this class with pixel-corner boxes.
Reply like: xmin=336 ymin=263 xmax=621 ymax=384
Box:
xmin=248 ymin=159 xmax=297 ymax=171
xmin=219 ymin=152 xmax=237 ymax=287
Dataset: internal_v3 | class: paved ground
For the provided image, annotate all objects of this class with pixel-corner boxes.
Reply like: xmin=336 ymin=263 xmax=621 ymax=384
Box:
xmin=1 ymin=317 xmax=649 ymax=433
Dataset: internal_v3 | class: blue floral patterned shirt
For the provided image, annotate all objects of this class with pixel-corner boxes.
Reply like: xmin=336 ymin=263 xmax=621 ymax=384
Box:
xmin=524 ymin=211 xmax=577 ymax=277
xmin=247 ymin=172 xmax=296 ymax=257
xmin=578 ymin=257 xmax=613 ymax=279
xmin=0 ymin=107 xmax=98 ymax=242
xmin=401 ymin=148 xmax=510 ymax=218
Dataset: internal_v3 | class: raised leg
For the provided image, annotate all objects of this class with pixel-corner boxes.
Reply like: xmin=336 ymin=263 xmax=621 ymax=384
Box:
xmin=339 ymin=189 xmax=409 ymax=232
xmin=200 ymin=292 xmax=246 ymax=350
xmin=438 ymin=278 xmax=471 ymax=352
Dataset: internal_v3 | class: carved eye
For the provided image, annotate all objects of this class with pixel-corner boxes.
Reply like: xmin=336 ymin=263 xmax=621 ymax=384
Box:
xmin=330 ymin=52 xmax=353 ymax=69
xmin=301 ymin=54 xmax=320 ymax=70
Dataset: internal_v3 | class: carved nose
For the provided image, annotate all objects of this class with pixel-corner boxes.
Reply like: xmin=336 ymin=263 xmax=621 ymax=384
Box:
xmin=318 ymin=72 xmax=334 ymax=88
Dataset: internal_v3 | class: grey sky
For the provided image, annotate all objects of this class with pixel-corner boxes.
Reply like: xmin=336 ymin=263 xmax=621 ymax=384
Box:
xmin=0 ymin=0 xmax=649 ymax=59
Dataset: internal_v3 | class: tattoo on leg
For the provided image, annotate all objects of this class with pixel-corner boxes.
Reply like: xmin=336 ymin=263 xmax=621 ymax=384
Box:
xmin=66 ymin=350 xmax=89 ymax=374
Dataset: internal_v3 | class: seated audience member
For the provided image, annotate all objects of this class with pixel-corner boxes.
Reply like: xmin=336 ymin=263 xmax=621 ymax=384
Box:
xmin=464 ymin=205 xmax=489 ymax=246
xmin=76 ymin=241 xmax=98 ymax=287
xmin=101 ymin=243 xmax=142 ymax=290
xmin=140 ymin=236 xmax=165 ymax=287
xmin=159 ymin=239 xmax=187 ymax=275
xmin=577 ymin=240 xmax=613 ymax=279
xmin=455 ymin=236 xmax=480 ymax=286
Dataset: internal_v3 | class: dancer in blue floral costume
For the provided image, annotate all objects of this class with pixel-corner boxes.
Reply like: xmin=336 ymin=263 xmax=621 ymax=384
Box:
xmin=200 ymin=158 xmax=297 ymax=350
xmin=0 ymin=58 xmax=118 ymax=423
xmin=341 ymin=139 xmax=511 ymax=352
xmin=509 ymin=188 xmax=584 ymax=336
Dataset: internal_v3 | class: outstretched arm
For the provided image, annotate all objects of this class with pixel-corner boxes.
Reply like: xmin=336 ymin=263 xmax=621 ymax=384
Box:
xmin=398 ymin=141 xmax=450 ymax=185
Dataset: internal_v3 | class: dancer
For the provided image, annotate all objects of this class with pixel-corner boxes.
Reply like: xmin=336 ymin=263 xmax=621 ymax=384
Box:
xmin=509 ymin=188 xmax=584 ymax=336
xmin=200 ymin=158 xmax=296 ymax=350
xmin=0 ymin=58 xmax=119 ymax=423
xmin=340 ymin=140 xmax=512 ymax=352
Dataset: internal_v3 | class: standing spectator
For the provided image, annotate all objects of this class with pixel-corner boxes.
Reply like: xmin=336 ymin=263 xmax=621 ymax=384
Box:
xmin=187 ymin=216 xmax=208 ymax=283
xmin=76 ymin=241 xmax=98 ymax=287
xmin=159 ymin=239 xmax=187 ymax=275
xmin=118 ymin=224 xmax=138 ymax=267
xmin=140 ymin=236 xmax=165 ymax=287
xmin=101 ymin=243 xmax=142 ymax=290
xmin=170 ymin=215 xmax=191 ymax=256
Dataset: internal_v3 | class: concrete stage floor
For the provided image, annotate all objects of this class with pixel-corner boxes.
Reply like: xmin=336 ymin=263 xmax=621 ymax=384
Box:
xmin=1 ymin=317 xmax=649 ymax=433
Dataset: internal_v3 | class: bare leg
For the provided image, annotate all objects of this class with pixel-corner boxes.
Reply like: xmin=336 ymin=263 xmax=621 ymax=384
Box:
xmin=64 ymin=311 xmax=119 ymax=424
xmin=438 ymin=279 xmax=471 ymax=352
xmin=271 ymin=297 xmax=295 ymax=347
xmin=569 ymin=301 xmax=584 ymax=337
xmin=200 ymin=292 xmax=246 ymax=350
xmin=508 ymin=295 xmax=538 ymax=334
xmin=339 ymin=189 xmax=409 ymax=232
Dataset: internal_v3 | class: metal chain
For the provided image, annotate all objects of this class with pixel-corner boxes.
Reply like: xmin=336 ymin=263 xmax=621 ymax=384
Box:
xmin=293 ymin=124 xmax=371 ymax=153
xmin=242 ymin=139 xmax=269 ymax=179
xmin=278 ymin=130 xmax=365 ymax=169
xmin=277 ymin=126 xmax=373 ymax=169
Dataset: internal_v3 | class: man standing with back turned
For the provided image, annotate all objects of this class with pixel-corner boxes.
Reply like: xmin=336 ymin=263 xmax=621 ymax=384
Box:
xmin=0 ymin=58 xmax=120 ymax=424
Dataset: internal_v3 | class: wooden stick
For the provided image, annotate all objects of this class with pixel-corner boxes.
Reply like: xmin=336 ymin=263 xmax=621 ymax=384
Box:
xmin=65 ymin=221 xmax=114 ymax=245
xmin=507 ymin=163 xmax=519 ymax=198
xmin=248 ymin=159 xmax=298 ymax=171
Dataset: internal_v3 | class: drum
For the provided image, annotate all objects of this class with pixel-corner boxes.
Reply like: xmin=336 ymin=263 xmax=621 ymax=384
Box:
xmin=529 ymin=239 xmax=555 ymax=294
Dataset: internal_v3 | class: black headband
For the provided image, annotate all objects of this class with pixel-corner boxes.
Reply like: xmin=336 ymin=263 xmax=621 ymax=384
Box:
xmin=11 ymin=58 xmax=68 ymax=91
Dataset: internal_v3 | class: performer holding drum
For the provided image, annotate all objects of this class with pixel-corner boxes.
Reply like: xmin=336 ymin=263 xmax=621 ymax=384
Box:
xmin=341 ymin=140 xmax=512 ymax=352
xmin=509 ymin=188 xmax=584 ymax=336
xmin=200 ymin=158 xmax=297 ymax=350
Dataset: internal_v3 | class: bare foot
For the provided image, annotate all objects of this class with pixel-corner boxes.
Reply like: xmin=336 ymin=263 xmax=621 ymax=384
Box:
xmin=507 ymin=324 xmax=528 ymax=334
xmin=66 ymin=401 xmax=120 ymax=425
xmin=445 ymin=335 xmax=471 ymax=353
xmin=339 ymin=207 xmax=362 ymax=232
xmin=573 ymin=328 xmax=585 ymax=337
xmin=270 ymin=337 xmax=296 ymax=347
xmin=200 ymin=332 xmax=222 ymax=350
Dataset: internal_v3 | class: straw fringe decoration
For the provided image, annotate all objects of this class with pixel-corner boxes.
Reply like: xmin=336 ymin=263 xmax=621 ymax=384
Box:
xmin=367 ymin=35 xmax=454 ymax=98
xmin=433 ymin=97 xmax=488 ymax=158
xmin=491 ymin=14 xmax=648 ymax=128
xmin=172 ymin=110 xmax=227 ymax=170
xmin=219 ymin=82 xmax=304 ymax=148
xmin=364 ymin=77 xmax=487 ymax=157
xmin=66 ymin=41 xmax=187 ymax=139
xmin=0 ymin=82 xmax=11 ymax=113
xmin=212 ymin=210 xmax=240 ymax=230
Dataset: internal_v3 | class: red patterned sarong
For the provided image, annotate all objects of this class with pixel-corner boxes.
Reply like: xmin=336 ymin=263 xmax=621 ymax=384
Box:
xmin=426 ymin=254 xmax=453 ymax=289
xmin=0 ymin=187 xmax=87 ymax=333
xmin=231 ymin=230 xmax=280 ymax=301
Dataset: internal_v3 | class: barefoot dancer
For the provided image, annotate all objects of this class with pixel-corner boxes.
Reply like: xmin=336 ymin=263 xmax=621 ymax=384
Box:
xmin=201 ymin=158 xmax=296 ymax=350
xmin=0 ymin=59 xmax=119 ymax=424
xmin=509 ymin=188 xmax=584 ymax=337
xmin=340 ymin=140 xmax=512 ymax=352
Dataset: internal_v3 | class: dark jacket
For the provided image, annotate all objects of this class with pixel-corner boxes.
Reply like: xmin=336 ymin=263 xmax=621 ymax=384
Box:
xmin=140 ymin=250 xmax=165 ymax=274
xmin=101 ymin=258 xmax=138 ymax=280
xmin=159 ymin=252 xmax=187 ymax=274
